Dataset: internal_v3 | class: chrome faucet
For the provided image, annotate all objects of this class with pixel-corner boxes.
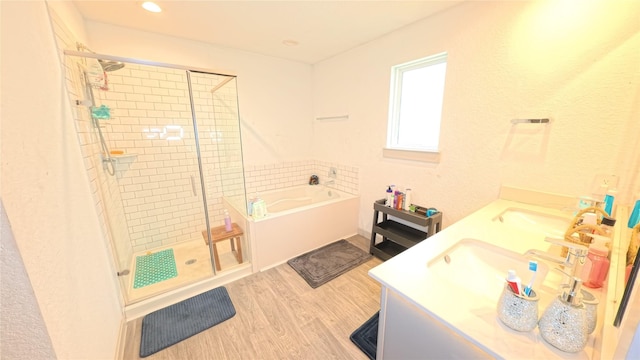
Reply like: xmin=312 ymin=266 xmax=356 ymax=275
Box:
xmin=525 ymin=237 xmax=589 ymax=278
xmin=323 ymin=179 xmax=335 ymax=187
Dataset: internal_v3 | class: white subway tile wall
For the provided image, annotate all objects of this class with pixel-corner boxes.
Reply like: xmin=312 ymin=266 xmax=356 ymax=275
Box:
xmin=244 ymin=160 xmax=359 ymax=197
xmin=51 ymin=10 xmax=134 ymax=272
xmin=90 ymin=65 xmax=242 ymax=252
xmin=53 ymin=19 xmax=244 ymax=259
xmin=103 ymin=64 xmax=203 ymax=252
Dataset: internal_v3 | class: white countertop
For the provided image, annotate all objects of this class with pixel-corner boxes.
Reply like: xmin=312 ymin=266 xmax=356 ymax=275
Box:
xmin=369 ymin=197 xmax=609 ymax=359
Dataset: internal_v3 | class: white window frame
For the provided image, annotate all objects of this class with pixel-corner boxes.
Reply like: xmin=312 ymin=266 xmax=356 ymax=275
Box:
xmin=384 ymin=52 xmax=447 ymax=162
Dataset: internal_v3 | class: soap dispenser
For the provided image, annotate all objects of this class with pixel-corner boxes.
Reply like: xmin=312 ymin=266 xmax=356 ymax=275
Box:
xmin=538 ymin=277 xmax=588 ymax=353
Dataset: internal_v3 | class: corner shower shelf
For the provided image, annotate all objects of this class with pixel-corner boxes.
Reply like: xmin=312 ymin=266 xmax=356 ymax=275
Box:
xmin=115 ymin=153 xmax=137 ymax=157
xmin=108 ymin=153 xmax=138 ymax=161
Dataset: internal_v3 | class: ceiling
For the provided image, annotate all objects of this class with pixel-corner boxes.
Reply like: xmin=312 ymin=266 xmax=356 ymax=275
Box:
xmin=72 ymin=1 xmax=462 ymax=64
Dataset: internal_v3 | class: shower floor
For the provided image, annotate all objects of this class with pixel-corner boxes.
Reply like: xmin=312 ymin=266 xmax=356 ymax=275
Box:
xmin=126 ymin=238 xmax=245 ymax=304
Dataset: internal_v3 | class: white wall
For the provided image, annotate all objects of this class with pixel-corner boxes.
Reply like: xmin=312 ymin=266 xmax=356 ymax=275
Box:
xmin=312 ymin=0 xmax=640 ymax=232
xmin=0 ymin=1 xmax=123 ymax=358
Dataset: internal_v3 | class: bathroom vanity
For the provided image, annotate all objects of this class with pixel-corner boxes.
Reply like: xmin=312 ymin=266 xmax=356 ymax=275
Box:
xmin=369 ymin=187 xmax=634 ymax=359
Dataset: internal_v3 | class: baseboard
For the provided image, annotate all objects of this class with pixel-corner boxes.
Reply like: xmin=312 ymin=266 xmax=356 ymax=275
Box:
xmin=358 ymin=228 xmax=371 ymax=240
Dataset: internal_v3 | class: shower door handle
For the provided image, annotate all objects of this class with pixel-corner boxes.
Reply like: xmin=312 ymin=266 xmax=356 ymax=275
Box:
xmin=190 ymin=175 xmax=197 ymax=196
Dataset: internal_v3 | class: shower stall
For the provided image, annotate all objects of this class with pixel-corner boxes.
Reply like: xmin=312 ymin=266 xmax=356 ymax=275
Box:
xmin=63 ymin=49 xmax=249 ymax=307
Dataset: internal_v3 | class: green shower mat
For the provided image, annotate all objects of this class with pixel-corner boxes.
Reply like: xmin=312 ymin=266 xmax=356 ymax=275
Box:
xmin=133 ymin=249 xmax=178 ymax=289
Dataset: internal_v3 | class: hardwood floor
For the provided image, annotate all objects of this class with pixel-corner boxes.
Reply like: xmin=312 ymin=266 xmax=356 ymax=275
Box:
xmin=122 ymin=236 xmax=383 ymax=360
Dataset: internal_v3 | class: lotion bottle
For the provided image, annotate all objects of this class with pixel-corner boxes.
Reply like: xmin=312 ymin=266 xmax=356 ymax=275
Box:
xmin=404 ymin=188 xmax=412 ymax=211
xmin=224 ymin=209 xmax=232 ymax=232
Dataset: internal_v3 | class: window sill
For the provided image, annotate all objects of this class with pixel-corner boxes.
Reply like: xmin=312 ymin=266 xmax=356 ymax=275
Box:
xmin=383 ymin=148 xmax=440 ymax=163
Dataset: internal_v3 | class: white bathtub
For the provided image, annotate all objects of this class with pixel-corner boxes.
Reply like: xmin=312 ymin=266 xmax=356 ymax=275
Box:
xmin=256 ymin=185 xmax=343 ymax=215
xmin=245 ymin=185 xmax=359 ymax=270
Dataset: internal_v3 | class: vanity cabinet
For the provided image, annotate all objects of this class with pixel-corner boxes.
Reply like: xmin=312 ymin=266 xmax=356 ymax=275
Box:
xmin=377 ymin=286 xmax=492 ymax=359
xmin=370 ymin=199 xmax=442 ymax=260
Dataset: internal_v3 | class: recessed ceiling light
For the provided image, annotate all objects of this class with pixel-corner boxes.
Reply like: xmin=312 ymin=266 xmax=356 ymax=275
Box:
xmin=282 ymin=40 xmax=299 ymax=47
xmin=142 ymin=1 xmax=162 ymax=13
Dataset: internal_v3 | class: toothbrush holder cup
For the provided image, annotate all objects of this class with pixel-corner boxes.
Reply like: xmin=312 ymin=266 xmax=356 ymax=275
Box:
xmin=497 ymin=284 xmax=539 ymax=332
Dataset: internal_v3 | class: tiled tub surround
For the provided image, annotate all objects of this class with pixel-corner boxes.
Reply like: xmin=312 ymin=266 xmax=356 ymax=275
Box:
xmin=244 ymin=160 xmax=359 ymax=197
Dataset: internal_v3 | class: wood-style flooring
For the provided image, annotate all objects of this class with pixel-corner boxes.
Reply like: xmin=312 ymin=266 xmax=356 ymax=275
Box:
xmin=122 ymin=236 xmax=383 ymax=360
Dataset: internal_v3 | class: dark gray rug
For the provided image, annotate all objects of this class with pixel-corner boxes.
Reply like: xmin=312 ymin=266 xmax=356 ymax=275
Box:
xmin=140 ymin=286 xmax=236 ymax=357
xmin=287 ymin=239 xmax=372 ymax=288
xmin=350 ymin=312 xmax=379 ymax=360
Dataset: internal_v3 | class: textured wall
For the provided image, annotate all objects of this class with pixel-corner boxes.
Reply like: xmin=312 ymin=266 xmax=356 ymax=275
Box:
xmin=1 ymin=2 xmax=123 ymax=358
xmin=312 ymin=0 xmax=640 ymax=232
xmin=1 ymin=201 xmax=56 ymax=360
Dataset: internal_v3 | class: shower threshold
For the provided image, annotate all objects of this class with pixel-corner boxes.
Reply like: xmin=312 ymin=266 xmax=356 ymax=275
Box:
xmin=125 ymin=262 xmax=252 ymax=320
xmin=123 ymin=238 xmax=252 ymax=319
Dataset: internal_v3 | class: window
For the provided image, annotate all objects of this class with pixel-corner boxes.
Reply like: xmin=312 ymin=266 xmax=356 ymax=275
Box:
xmin=385 ymin=53 xmax=447 ymax=160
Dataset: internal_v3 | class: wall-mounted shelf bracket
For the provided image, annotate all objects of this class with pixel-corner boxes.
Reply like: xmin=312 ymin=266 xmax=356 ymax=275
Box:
xmin=511 ymin=118 xmax=550 ymax=124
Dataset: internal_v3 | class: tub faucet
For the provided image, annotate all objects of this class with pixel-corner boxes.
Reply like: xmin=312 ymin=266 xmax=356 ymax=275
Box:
xmin=323 ymin=180 xmax=335 ymax=187
xmin=524 ymin=237 xmax=589 ymax=278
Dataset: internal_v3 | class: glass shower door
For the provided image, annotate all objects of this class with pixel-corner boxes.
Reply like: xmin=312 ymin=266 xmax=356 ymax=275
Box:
xmin=64 ymin=54 xmax=219 ymax=304
xmin=189 ymin=73 xmax=246 ymax=210
xmin=189 ymin=71 xmax=248 ymax=270
xmin=92 ymin=62 xmax=216 ymax=304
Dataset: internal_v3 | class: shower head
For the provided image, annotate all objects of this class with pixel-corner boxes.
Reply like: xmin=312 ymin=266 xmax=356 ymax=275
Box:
xmin=99 ymin=59 xmax=125 ymax=72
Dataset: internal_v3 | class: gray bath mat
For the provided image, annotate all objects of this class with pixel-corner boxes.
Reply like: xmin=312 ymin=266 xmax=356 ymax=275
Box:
xmin=288 ymin=239 xmax=372 ymax=288
xmin=140 ymin=286 xmax=236 ymax=357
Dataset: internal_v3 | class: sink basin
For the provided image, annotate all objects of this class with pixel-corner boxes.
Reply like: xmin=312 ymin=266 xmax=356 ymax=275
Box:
xmin=427 ymin=238 xmax=548 ymax=300
xmin=493 ymin=207 xmax=571 ymax=238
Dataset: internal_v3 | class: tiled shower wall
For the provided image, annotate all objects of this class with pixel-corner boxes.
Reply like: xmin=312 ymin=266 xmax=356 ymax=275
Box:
xmin=53 ymin=14 xmax=243 ymax=258
xmin=244 ymin=160 xmax=359 ymax=197
xmin=51 ymin=10 xmax=133 ymax=273
xmin=90 ymin=65 xmax=241 ymax=253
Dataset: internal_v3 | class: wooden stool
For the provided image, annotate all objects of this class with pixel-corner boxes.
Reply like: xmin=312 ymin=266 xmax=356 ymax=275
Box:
xmin=201 ymin=223 xmax=243 ymax=271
